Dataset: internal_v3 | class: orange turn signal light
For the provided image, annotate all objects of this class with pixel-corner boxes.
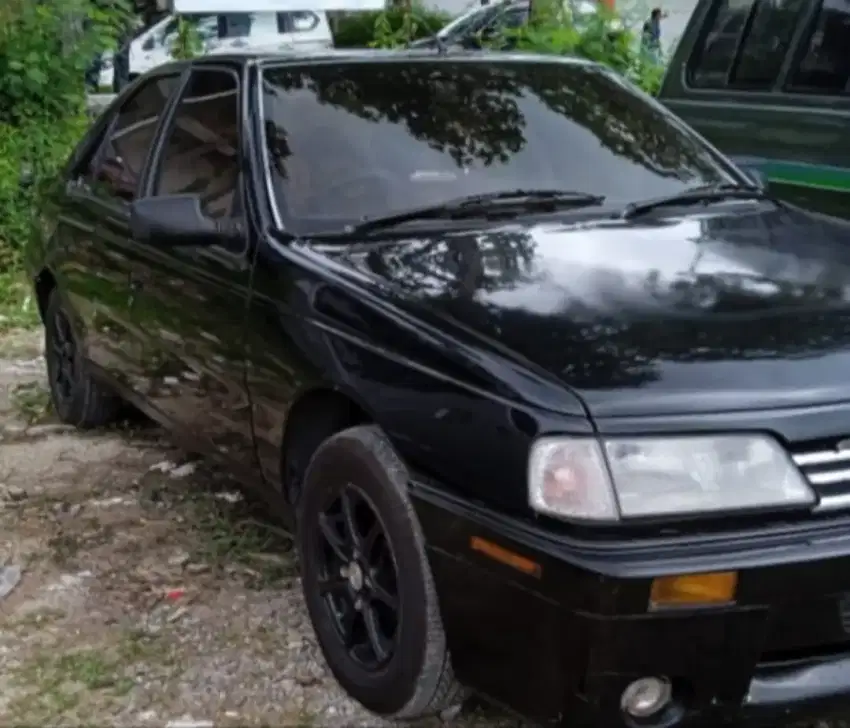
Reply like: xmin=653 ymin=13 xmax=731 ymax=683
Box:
xmin=470 ymin=536 xmax=542 ymax=579
xmin=649 ymin=571 xmax=738 ymax=609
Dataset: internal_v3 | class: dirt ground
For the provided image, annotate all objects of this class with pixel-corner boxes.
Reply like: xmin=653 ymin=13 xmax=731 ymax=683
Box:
xmin=0 ymin=327 xmax=842 ymax=728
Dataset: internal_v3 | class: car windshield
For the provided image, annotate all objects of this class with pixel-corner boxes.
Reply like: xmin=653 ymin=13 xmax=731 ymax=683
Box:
xmin=260 ymin=60 xmax=741 ymax=235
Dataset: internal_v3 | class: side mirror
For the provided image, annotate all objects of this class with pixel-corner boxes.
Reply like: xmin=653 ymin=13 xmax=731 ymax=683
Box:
xmin=130 ymin=195 xmax=242 ymax=248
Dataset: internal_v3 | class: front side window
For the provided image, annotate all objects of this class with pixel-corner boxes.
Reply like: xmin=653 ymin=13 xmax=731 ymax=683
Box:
xmin=689 ymin=0 xmax=755 ymax=87
xmin=154 ymin=69 xmax=241 ymax=247
xmin=261 ymin=60 xmax=738 ymax=236
xmin=90 ymin=74 xmax=180 ymax=203
xmin=788 ymin=0 xmax=850 ymax=93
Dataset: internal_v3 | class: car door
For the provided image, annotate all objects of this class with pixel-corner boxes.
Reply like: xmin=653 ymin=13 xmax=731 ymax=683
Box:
xmin=131 ymin=65 xmax=258 ymax=477
xmin=54 ymin=73 xmax=183 ymax=393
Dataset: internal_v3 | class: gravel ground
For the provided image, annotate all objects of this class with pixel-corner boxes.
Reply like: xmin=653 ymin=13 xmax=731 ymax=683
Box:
xmin=0 ymin=326 xmax=846 ymax=728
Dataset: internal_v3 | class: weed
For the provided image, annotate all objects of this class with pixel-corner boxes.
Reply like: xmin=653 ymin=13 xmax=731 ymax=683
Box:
xmin=8 ymin=630 xmax=173 ymax=721
xmin=139 ymin=468 xmax=297 ymax=589
xmin=0 ymin=271 xmax=39 ymax=334
xmin=10 ymin=380 xmax=52 ymax=424
xmin=187 ymin=490 xmax=297 ymax=588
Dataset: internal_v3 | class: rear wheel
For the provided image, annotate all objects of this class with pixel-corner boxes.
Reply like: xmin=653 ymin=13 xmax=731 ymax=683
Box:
xmin=44 ymin=291 xmax=121 ymax=428
xmin=298 ymin=424 xmax=463 ymax=719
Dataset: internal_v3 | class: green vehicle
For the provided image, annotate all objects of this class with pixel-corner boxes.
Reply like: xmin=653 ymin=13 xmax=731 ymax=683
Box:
xmin=658 ymin=0 xmax=850 ymax=218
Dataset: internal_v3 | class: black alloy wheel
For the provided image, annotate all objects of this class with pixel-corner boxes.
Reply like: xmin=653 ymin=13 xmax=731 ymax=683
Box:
xmin=315 ymin=484 xmax=399 ymax=670
xmin=48 ymin=305 xmax=78 ymax=411
xmin=298 ymin=425 xmax=463 ymax=719
xmin=44 ymin=290 xmax=120 ymax=428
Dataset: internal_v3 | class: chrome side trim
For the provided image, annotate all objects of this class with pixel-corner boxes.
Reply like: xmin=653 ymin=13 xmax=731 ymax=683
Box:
xmin=792 ymin=450 xmax=850 ymax=467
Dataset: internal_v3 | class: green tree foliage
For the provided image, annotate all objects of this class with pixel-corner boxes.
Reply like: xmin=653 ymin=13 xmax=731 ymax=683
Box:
xmin=170 ymin=16 xmax=204 ymax=60
xmin=362 ymin=0 xmax=665 ymax=96
xmin=333 ymin=7 xmax=451 ymax=47
xmin=0 ymin=0 xmax=128 ymax=277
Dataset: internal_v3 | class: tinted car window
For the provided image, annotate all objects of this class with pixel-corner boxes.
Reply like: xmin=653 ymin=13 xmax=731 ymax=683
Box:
xmin=91 ymin=74 xmax=180 ymax=203
xmin=788 ymin=0 xmax=850 ymax=93
xmin=261 ymin=60 xmax=738 ymax=235
xmin=731 ymin=0 xmax=808 ymax=88
xmin=689 ymin=0 xmax=755 ymax=87
xmin=154 ymin=69 xmax=241 ymax=242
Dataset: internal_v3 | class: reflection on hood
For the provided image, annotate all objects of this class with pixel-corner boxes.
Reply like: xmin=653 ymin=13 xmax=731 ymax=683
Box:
xmin=322 ymin=204 xmax=850 ymax=410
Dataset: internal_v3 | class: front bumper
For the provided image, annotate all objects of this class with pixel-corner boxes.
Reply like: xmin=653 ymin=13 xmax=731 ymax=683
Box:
xmin=411 ymin=483 xmax=850 ymax=727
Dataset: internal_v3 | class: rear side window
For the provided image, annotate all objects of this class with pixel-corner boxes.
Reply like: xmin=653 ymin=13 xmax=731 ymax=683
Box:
xmin=689 ymin=0 xmax=808 ymax=89
xmin=788 ymin=0 xmax=850 ymax=93
xmin=89 ymin=74 xmax=180 ymax=204
xmin=732 ymin=0 xmax=808 ymax=88
xmin=689 ymin=0 xmax=755 ymax=87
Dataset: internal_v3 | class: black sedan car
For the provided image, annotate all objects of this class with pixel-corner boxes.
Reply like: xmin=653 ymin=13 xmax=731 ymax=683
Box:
xmin=24 ymin=49 xmax=850 ymax=728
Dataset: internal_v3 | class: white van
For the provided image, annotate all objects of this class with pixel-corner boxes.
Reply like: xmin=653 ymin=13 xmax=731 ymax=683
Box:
xmin=99 ymin=10 xmax=333 ymax=87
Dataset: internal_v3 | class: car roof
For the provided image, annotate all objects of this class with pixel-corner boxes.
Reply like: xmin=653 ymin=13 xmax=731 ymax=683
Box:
xmin=142 ymin=47 xmax=599 ymax=88
xmin=252 ymin=47 xmax=599 ymax=67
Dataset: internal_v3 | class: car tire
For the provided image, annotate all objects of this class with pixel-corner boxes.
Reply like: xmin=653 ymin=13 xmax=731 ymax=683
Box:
xmin=44 ymin=290 xmax=121 ymax=429
xmin=298 ymin=424 xmax=464 ymax=719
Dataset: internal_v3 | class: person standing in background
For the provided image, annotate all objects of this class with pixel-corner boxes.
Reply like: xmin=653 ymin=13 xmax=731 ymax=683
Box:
xmin=641 ymin=7 xmax=666 ymax=62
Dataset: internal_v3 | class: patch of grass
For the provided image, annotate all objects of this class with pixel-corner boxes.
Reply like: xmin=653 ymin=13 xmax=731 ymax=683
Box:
xmin=10 ymin=380 xmax=52 ymax=424
xmin=8 ymin=631 xmax=173 ymax=721
xmin=142 ymin=472 xmax=297 ymax=589
xmin=189 ymin=491 xmax=297 ymax=588
xmin=0 ymin=326 xmax=41 ymax=358
xmin=0 ymin=270 xmax=39 ymax=334
xmin=118 ymin=628 xmax=175 ymax=672
xmin=10 ymin=648 xmax=122 ymax=719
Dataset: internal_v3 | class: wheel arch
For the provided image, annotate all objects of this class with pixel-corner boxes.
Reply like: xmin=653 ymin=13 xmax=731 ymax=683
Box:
xmin=279 ymin=385 xmax=377 ymax=509
xmin=33 ymin=267 xmax=57 ymax=323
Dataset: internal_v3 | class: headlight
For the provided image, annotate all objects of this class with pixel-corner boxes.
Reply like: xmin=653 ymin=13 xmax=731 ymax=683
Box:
xmin=528 ymin=435 xmax=815 ymax=522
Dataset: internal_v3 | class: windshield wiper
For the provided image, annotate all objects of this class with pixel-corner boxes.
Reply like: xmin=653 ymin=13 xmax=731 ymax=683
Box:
xmin=621 ymin=183 xmax=775 ymax=220
xmin=339 ymin=189 xmax=607 ymax=236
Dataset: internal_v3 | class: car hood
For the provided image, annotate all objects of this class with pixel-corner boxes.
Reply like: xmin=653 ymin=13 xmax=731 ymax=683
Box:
xmin=318 ymin=204 xmax=850 ymax=417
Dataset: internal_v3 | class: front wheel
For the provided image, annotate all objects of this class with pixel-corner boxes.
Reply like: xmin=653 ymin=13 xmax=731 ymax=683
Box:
xmin=298 ymin=424 xmax=463 ymax=719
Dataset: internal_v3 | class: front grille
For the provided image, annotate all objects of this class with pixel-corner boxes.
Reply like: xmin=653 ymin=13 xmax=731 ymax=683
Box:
xmin=791 ymin=440 xmax=850 ymax=511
